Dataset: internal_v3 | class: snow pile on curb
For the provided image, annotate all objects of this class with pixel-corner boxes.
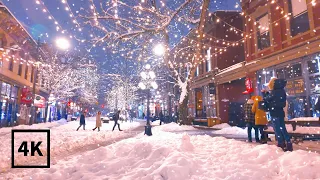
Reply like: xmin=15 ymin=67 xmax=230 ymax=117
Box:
xmin=153 ymin=123 xmax=196 ymax=132
xmin=0 ymin=120 xmax=140 ymax=173
xmin=266 ymin=125 xmax=320 ymax=135
xmin=213 ymin=126 xmax=248 ymax=136
xmin=7 ymin=129 xmax=320 ymax=180
xmin=211 ymin=123 xmax=231 ymax=129
xmin=0 ymin=119 xmax=67 ymax=135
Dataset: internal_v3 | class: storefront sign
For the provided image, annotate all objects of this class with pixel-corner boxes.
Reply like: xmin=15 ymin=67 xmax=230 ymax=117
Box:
xmin=20 ymin=88 xmax=33 ymax=105
xmin=243 ymin=78 xmax=253 ymax=94
xmin=34 ymin=95 xmax=46 ymax=108
xmin=286 ymin=79 xmax=305 ymax=96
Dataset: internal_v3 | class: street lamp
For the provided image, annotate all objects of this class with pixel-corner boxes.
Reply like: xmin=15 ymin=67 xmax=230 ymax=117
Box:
xmin=153 ymin=44 xmax=165 ymax=56
xmin=55 ymin=37 xmax=70 ymax=50
xmin=30 ymin=37 xmax=71 ymax=125
xmin=138 ymin=64 xmax=158 ymax=126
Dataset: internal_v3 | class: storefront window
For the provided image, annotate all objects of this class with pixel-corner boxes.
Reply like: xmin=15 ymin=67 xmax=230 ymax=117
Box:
xmin=307 ymin=56 xmax=320 ymax=74
xmin=256 ymin=13 xmax=270 ymax=50
xmin=276 ymin=63 xmax=302 ymax=79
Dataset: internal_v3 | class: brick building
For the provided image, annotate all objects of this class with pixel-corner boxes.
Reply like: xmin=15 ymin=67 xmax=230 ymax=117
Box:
xmin=241 ymin=0 xmax=320 ymax=119
xmin=189 ymin=11 xmax=246 ymax=125
xmin=0 ymin=3 xmax=42 ymax=127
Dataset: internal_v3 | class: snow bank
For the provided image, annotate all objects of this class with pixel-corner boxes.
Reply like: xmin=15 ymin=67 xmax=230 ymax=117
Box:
xmin=266 ymin=125 xmax=320 ymax=135
xmin=0 ymin=119 xmax=67 ymax=135
xmin=0 ymin=120 xmax=140 ymax=173
xmin=154 ymin=123 xmax=196 ymax=132
xmin=211 ymin=123 xmax=231 ymax=129
xmin=213 ymin=126 xmax=248 ymax=136
xmin=7 ymin=129 xmax=320 ymax=180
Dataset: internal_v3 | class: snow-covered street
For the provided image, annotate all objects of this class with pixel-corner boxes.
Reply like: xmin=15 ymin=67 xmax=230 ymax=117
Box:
xmin=1 ymin=122 xmax=320 ymax=180
xmin=0 ymin=118 xmax=140 ymax=174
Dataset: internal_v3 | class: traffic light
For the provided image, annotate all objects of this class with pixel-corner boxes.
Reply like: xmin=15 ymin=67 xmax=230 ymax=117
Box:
xmin=101 ymin=104 xmax=105 ymax=108
xmin=67 ymin=101 xmax=71 ymax=107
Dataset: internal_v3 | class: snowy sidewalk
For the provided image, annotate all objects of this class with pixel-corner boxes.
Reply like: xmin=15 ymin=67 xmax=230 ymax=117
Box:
xmin=3 ymin=124 xmax=320 ymax=180
xmin=0 ymin=119 xmax=141 ymax=173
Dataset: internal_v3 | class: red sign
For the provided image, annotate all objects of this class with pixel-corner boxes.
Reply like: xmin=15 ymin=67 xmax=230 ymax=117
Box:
xmin=243 ymin=78 xmax=254 ymax=94
xmin=20 ymin=88 xmax=33 ymax=105
xmin=34 ymin=95 xmax=46 ymax=108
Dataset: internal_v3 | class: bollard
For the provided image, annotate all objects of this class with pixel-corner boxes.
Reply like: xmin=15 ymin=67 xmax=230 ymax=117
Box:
xmin=144 ymin=125 xmax=152 ymax=136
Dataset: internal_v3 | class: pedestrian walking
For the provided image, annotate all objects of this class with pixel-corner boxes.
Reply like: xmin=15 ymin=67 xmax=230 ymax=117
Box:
xmin=112 ymin=110 xmax=122 ymax=131
xmin=244 ymin=98 xmax=259 ymax=142
xmin=93 ymin=111 xmax=102 ymax=131
xmin=262 ymin=77 xmax=293 ymax=151
xmin=159 ymin=111 xmax=164 ymax=125
xmin=76 ymin=112 xmax=86 ymax=131
xmin=252 ymin=95 xmax=268 ymax=143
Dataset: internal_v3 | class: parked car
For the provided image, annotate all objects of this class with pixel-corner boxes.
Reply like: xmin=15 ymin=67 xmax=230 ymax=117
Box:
xmin=101 ymin=112 xmax=115 ymax=123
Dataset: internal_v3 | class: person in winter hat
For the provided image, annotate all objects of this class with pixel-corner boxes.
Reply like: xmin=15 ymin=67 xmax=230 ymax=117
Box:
xmin=262 ymin=77 xmax=293 ymax=151
xmin=93 ymin=111 xmax=102 ymax=131
xmin=244 ymin=98 xmax=258 ymax=142
xmin=112 ymin=110 xmax=122 ymax=131
xmin=76 ymin=112 xmax=86 ymax=131
xmin=252 ymin=95 xmax=268 ymax=143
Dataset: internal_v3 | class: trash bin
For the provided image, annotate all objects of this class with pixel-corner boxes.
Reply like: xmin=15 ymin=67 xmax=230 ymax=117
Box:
xmin=144 ymin=125 xmax=152 ymax=136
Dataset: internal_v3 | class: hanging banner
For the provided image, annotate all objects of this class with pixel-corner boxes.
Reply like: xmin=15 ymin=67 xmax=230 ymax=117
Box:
xmin=20 ymin=88 xmax=33 ymax=105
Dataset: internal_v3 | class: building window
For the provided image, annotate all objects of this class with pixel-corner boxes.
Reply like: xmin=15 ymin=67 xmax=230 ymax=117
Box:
xmin=30 ymin=66 xmax=34 ymax=83
xmin=307 ymin=55 xmax=320 ymax=74
xmin=276 ymin=63 xmax=302 ymax=79
xmin=256 ymin=13 xmax=270 ymax=50
xmin=289 ymin=0 xmax=309 ymax=36
xmin=196 ymin=65 xmax=199 ymax=76
xmin=206 ymin=48 xmax=212 ymax=72
xmin=8 ymin=57 xmax=13 ymax=71
xmin=25 ymin=65 xmax=28 ymax=80
xmin=18 ymin=63 xmax=22 ymax=76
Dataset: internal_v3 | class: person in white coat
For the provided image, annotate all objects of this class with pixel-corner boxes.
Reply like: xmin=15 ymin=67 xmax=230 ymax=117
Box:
xmin=93 ymin=111 xmax=102 ymax=131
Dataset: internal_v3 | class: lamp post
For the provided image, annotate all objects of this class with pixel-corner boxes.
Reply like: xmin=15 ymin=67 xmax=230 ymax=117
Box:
xmin=30 ymin=37 xmax=70 ymax=125
xmin=138 ymin=64 xmax=158 ymax=126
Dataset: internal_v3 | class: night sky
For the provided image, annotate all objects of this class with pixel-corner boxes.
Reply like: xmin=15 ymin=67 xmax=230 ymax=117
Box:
xmin=2 ymin=0 xmax=239 ymax=75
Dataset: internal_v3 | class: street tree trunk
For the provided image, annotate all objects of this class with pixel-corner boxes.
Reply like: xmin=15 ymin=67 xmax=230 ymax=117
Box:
xmin=178 ymin=0 xmax=210 ymax=125
xmin=179 ymin=84 xmax=191 ymax=125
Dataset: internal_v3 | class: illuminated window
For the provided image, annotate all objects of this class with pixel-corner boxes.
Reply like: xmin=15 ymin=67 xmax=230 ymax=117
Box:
xmin=289 ymin=0 xmax=309 ymax=36
xmin=206 ymin=48 xmax=212 ymax=72
xmin=256 ymin=13 xmax=270 ymax=50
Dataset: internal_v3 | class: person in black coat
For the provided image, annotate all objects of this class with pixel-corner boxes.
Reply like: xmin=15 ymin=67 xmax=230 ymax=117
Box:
xmin=262 ymin=78 xmax=292 ymax=151
xmin=112 ymin=110 xmax=122 ymax=131
xmin=159 ymin=111 xmax=164 ymax=125
xmin=76 ymin=112 xmax=86 ymax=131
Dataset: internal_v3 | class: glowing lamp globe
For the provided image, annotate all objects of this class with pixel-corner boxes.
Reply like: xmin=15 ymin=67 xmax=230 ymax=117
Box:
xmin=153 ymin=44 xmax=165 ymax=56
xmin=139 ymin=82 xmax=146 ymax=90
xmin=151 ymin=81 xmax=158 ymax=89
xmin=55 ymin=38 xmax=70 ymax=50
xmin=149 ymin=71 xmax=156 ymax=79
xmin=140 ymin=72 xmax=147 ymax=79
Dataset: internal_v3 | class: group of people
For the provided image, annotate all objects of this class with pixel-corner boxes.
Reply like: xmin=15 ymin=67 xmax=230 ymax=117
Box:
xmin=244 ymin=77 xmax=293 ymax=152
xmin=76 ymin=110 xmax=123 ymax=132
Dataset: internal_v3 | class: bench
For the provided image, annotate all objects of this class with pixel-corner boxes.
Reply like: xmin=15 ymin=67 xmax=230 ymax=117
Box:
xmin=264 ymin=129 xmax=320 ymax=143
xmin=285 ymin=118 xmax=320 ymax=131
xmin=264 ymin=117 xmax=320 ymax=143
xmin=192 ymin=118 xmax=221 ymax=127
xmin=193 ymin=119 xmax=208 ymax=126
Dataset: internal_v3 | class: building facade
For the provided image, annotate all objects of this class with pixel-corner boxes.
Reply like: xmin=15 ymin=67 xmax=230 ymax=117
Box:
xmin=241 ymin=0 xmax=320 ymax=119
xmin=0 ymin=3 xmax=42 ymax=127
xmin=189 ymin=11 xmax=246 ymax=125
